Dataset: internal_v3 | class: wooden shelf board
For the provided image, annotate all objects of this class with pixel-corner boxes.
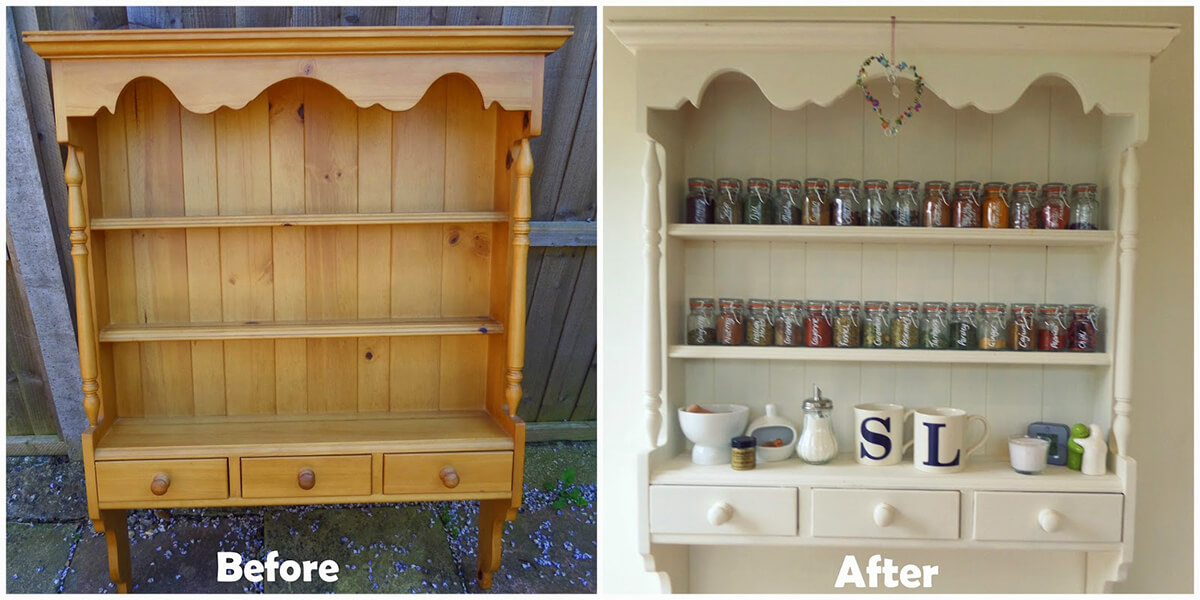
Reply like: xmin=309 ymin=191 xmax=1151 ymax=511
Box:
xmin=668 ymin=345 xmax=1111 ymax=366
xmin=100 ymin=316 xmax=502 ymax=342
xmin=91 ymin=211 xmax=509 ymax=230
xmin=95 ymin=411 xmax=513 ymax=460
xmin=651 ymin=453 xmax=1123 ymax=493
xmin=668 ymin=224 xmax=1115 ymax=246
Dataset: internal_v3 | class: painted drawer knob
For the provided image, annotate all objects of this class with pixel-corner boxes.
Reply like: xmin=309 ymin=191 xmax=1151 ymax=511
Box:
xmin=440 ymin=466 xmax=460 ymax=489
xmin=150 ymin=473 xmax=170 ymax=496
xmin=1038 ymin=508 xmax=1062 ymax=533
xmin=707 ymin=502 xmax=734 ymax=526
xmin=297 ymin=468 xmax=316 ymax=490
xmin=873 ymin=503 xmax=896 ymax=527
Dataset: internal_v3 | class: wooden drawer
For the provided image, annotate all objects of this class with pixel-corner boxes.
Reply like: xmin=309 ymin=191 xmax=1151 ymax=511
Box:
xmin=241 ymin=455 xmax=372 ymax=499
xmin=649 ymin=485 xmax=797 ymax=536
xmin=811 ymin=488 xmax=960 ymax=540
xmin=96 ymin=458 xmax=228 ymax=503
xmin=974 ymin=491 xmax=1123 ymax=543
xmin=382 ymin=452 xmax=512 ymax=495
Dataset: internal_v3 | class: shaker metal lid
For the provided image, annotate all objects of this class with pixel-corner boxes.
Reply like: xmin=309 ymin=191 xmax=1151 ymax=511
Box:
xmin=803 ymin=384 xmax=832 ymax=411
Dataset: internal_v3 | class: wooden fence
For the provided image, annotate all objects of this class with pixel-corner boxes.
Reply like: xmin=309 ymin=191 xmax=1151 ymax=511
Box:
xmin=6 ymin=6 xmax=596 ymax=451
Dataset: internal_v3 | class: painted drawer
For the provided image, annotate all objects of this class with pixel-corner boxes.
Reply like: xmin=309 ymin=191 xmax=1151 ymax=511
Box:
xmin=811 ymin=488 xmax=960 ymax=540
xmin=383 ymin=451 xmax=512 ymax=495
xmin=96 ymin=458 xmax=228 ymax=503
xmin=241 ymin=455 xmax=372 ymax=499
xmin=649 ymin=485 xmax=797 ymax=536
xmin=974 ymin=491 xmax=1123 ymax=543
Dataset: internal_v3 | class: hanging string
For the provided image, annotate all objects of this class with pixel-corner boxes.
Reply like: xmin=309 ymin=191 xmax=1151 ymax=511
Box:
xmin=891 ymin=16 xmax=896 ymax=63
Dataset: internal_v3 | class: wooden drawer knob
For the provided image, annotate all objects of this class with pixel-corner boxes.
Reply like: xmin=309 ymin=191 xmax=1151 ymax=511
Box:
xmin=150 ymin=473 xmax=170 ymax=496
xmin=874 ymin=503 xmax=896 ymax=527
xmin=1038 ymin=508 xmax=1062 ymax=533
xmin=439 ymin=466 xmax=460 ymax=488
xmin=297 ymin=468 xmax=316 ymax=490
xmin=707 ymin=501 xmax=734 ymax=526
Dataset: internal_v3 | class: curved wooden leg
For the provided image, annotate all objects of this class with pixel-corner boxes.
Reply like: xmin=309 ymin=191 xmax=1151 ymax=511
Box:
xmin=99 ymin=510 xmax=131 ymax=593
xmin=476 ymin=499 xmax=508 ymax=590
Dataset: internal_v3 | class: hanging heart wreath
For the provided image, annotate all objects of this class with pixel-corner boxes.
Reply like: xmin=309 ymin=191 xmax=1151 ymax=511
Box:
xmin=857 ymin=54 xmax=924 ymax=137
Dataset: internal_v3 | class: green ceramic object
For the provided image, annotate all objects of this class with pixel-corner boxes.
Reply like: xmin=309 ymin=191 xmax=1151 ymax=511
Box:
xmin=1066 ymin=423 xmax=1089 ymax=471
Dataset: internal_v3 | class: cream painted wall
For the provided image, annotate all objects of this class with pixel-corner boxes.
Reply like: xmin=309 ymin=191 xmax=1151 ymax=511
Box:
xmin=599 ymin=6 xmax=1192 ymax=594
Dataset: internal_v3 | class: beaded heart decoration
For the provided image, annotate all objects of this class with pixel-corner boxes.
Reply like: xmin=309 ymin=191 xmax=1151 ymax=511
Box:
xmin=857 ymin=17 xmax=924 ymax=137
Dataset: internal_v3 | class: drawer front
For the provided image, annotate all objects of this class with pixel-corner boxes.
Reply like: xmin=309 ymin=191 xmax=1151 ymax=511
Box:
xmin=650 ymin=485 xmax=797 ymax=536
xmin=96 ymin=458 xmax=228 ymax=503
xmin=383 ymin=452 xmax=512 ymax=495
xmin=811 ymin=488 xmax=960 ymax=540
xmin=241 ymin=455 xmax=372 ymax=499
xmin=974 ymin=491 xmax=1123 ymax=543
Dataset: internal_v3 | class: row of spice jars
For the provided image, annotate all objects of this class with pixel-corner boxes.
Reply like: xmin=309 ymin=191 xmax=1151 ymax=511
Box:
xmin=684 ymin=177 xmax=1102 ymax=230
xmin=687 ymin=298 xmax=1101 ymax=352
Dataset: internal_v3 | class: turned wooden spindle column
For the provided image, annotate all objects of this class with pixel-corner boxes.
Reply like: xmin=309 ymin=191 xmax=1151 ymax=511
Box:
xmin=642 ymin=140 xmax=663 ymax=448
xmin=66 ymin=145 xmax=100 ymax=427
xmin=504 ymin=138 xmax=534 ymax=417
xmin=1112 ymin=147 xmax=1139 ymax=457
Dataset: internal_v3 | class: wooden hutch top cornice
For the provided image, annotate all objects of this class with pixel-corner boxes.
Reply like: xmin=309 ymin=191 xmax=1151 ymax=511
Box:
xmin=26 ymin=26 xmax=573 ymax=141
xmin=23 ymin=26 xmax=573 ymax=58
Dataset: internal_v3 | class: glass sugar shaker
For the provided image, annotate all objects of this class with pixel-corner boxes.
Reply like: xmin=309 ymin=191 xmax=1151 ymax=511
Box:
xmin=797 ymin=384 xmax=838 ymax=465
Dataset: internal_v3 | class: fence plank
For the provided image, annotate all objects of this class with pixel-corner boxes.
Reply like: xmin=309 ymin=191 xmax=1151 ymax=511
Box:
xmin=551 ymin=56 xmax=597 ymax=221
xmin=7 ymin=241 xmax=61 ymax=438
xmin=126 ymin=6 xmax=181 ymax=29
xmin=517 ymin=246 xmax=587 ymax=422
xmin=529 ymin=221 xmax=596 ymax=247
xmin=181 ymin=7 xmax=235 ymax=28
xmin=290 ymin=7 xmax=341 ymax=27
xmin=45 ymin=6 xmax=127 ymax=30
xmin=446 ymin=7 xmax=503 ymax=26
xmin=535 ymin=247 xmax=596 ymax=422
xmin=501 ymin=7 xmax=552 ymax=26
xmin=340 ymin=7 xmax=397 ymax=27
xmin=570 ymin=359 xmax=597 ymax=422
xmin=235 ymin=7 xmax=290 ymax=28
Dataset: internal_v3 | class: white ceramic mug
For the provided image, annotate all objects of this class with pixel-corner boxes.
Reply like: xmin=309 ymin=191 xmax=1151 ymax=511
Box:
xmin=913 ymin=407 xmax=989 ymax=473
xmin=854 ymin=403 xmax=913 ymax=466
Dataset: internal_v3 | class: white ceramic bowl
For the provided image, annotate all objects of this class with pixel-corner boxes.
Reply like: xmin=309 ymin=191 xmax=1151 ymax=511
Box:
xmin=678 ymin=404 xmax=750 ymax=465
xmin=749 ymin=425 xmax=798 ymax=463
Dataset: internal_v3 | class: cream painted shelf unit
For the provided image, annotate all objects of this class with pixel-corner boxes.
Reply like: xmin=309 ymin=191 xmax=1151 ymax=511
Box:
xmin=610 ymin=17 xmax=1178 ymax=594
xmin=26 ymin=26 xmax=571 ymax=592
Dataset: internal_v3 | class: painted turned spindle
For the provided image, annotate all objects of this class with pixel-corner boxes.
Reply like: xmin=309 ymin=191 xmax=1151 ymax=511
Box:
xmin=505 ymin=138 xmax=533 ymax=418
xmin=1112 ymin=147 xmax=1139 ymax=457
xmin=65 ymin=145 xmax=101 ymax=427
xmin=642 ymin=140 xmax=663 ymax=448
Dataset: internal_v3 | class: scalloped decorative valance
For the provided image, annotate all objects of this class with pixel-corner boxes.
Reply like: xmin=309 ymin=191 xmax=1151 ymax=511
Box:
xmin=24 ymin=26 xmax=572 ymax=141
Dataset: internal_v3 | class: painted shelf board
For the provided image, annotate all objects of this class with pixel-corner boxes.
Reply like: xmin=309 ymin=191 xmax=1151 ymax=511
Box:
xmin=650 ymin=453 xmax=1123 ymax=493
xmin=667 ymin=224 xmax=1115 ymax=246
xmin=91 ymin=211 xmax=509 ymax=230
xmin=668 ymin=345 xmax=1111 ymax=366
xmin=100 ymin=316 xmax=502 ymax=342
xmin=95 ymin=411 xmax=513 ymax=460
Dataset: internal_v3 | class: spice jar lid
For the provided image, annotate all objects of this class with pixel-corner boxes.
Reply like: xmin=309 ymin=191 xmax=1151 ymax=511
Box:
xmin=864 ymin=300 xmax=890 ymax=311
xmin=1071 ymin=182 xmax=1098 ymax=194
xmin=688 ymin=177 xmax=714 ymax=188
xmin=1013 ymin=181 xmax=1039 ymax=193
xmin=1010 ymin=303 xmax=1037 ymax=313
xmin=894 ymin=301 xmax=920 ymax=312
xmin=835 ymin=300 xmax=861 ymax=310
xmin=1068 ymin=303 xmax=1097 ymax=313
xmin=718 ymin=298 xmax=744 ymax=309
xmin=747 ymin=177 xmax=772 ymax=191
xmin=1042 ymin=182 xmax=1068 ymax=195
xmin=894 ymin=179 xmax=918 ymax=190
xmin=922 ymin=301 xmax=948 ymax=311
xmin=864 ymin=179 xmax=888 ymax=190
xmin=747 ymin=298 xmax=774 ymax=309
xmin=804 ymin=177 xmax=830 ymax=189
xmin=777 ymin=178 xmax=802 ymax=190
xmin=983 ymin=181 xmax=1009 ymax=193
xmin=803 ymin=384 xmax=833 ymax=411
xmin=777 ymin=299 xmax=803 ymax=310
xmin=717 ymin=177 xmax=743 ymax=189
xmin=980 ymin=302 xmax=1006 ymax=312
xmin=924 ymin=180 xmax=951 ymax=190
xmin=689 ymin=297 xmax=715 ymax=309
xmin=731 ymin=435 xmax=757 ymax=449
xmin=805 ymin=300 xmax=832 ymax=310
xmin=834 ymin=178 xmax=860 ymax=188
xmin=954 ymin=180 xmax=981 ymax=191
xmin=951 ymin=301 xmax=977 ymax=312
xmin=1038 ymin=303 xmax=1065 ymax=314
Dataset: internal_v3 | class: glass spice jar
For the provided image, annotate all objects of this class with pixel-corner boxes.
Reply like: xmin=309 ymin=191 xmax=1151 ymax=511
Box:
xmin=1040 ymin=182 xmax=1070 ymax=229
xmin=745 ymin=299 xmax=776 ymax=346
xmin=775 ymin=300 xmax=805 ymax=346
xmin=1068 ymin=183 xmax=1100 ymax=230
xmin=953 ymin=180 xmax=982 ymax=228
xmin=891 ymin=302 xmax=921 ymax=349
xmin=716 ymin=298 xmax=745 ymax=346
xmin=863 ymin=179 xmax=893 ymax=226
xmin=982 ymin=181 xmax=1010 ymax=229
xmin=862 ymin=301 xmax=892 ymax=348
xmin=715 ymin=178 xmax=744 ymax=225
xmin=1010 ymin=181 xmax=1040 ymax=229
xmin=920 ymin=302 xmax=950 ymax=349
xmin=686 ymin=297 xmax=717 ymax=345
xmin=802 ymin=178 xmax=831 ymax=225
xmin=831 ymin=178 xmax=863 ymax=226
xmin=1037 ymin=304 xmax=1068 ymax=351
xmin=978 ymin=302 xmax=1008 ymax=350
xmin=803 ymin=300 xmax=834 ymax=347
xmin=684 ymin=177 xmax=715 ymax=224
xmin=743 ymin=178 xmax=775 ymax=225
xmin=1067 ymin=304 xmax=1099 ymax=352
xmin=949 ymin=302 xmax=979 ymax=350
xmin=833 ymin=300 xmax=862 ymax=348
xmin=775 ymin=179 xmax=803 ymax=225
xmin=1008 ymin=303 xmax=1038 ymax=351
xmin=893 ymin=179 xmax=921 ymax=227
xmin=923 ymin=180 xmax=952 ymax=227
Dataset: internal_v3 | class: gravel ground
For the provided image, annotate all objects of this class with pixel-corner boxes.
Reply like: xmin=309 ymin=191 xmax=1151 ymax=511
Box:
xmin=5 ymin=441 xmax=595 ymax=594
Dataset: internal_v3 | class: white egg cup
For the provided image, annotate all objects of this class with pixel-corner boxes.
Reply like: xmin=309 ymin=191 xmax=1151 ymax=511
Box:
xmin=678 ymin=404 xmax=750 ymax=465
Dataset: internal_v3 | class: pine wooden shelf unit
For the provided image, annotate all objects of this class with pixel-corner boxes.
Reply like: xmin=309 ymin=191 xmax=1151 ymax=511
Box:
xmin=26 ymin=25 xmax=571 ymax=592
xmin=612 ymin=17 xmax=1177 ymax=594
